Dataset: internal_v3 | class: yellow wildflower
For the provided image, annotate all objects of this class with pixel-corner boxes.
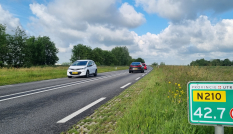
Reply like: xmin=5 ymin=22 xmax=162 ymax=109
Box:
xmin=178 ymin=84 xmax=180 ymax=86
xmin=175 ymin=83 xmax=177 ymax=85
xmin=168 ymin=96 xmax=169 ymax=98
xmin=169 ymin=81 xmax=171 ymax=84
xmin=181 ymin=90 xmax=185 ymax=94
xmin=179 ymin=87 xmax=181 ymax=89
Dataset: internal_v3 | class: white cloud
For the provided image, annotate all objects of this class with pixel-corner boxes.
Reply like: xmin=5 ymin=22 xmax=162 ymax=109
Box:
xmin=0 ymin=4 xmax=22 ymax=33
xmin=29 ymin=0 xmax=145 ymax=30
xmin=119 ymin=3 xmax=146 ymax=28
xmin=88 ymin=25 xmax=135 ymax=46
xmin=27 ymin=0 xmax=233 ymax=65
xmin=28 ymin=0 xmax=145 ymax=46
xmin=132 ymin=16 xmax=233 ymax=65
xmin=135 ymin=0 xmax=233 ymax=21
xmin=28 ymin=0 xmax=146 ymax=63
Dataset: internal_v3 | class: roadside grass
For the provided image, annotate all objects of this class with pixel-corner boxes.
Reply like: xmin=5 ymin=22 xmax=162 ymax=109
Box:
xmin=0 ymin=66 xmax=128 ymax=86
xmin=63 ymin=65 xmax=233 ymax=134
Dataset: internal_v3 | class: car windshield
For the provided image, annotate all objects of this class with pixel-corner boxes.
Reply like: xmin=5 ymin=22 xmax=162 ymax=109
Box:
xmin=131 ymin=62 xmax=140 ymax=65
xmin=71 ymin=61 xmax=88 ymax=66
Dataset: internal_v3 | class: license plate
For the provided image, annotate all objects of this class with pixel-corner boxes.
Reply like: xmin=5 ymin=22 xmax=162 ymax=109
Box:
xmin=133 ymin=68 xmax=137 ymax=70
xmin=72 ymin=72 xmax=78 ymax=74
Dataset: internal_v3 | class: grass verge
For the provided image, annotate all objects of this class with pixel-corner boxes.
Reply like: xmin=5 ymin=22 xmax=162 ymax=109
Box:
xmin=0 ymin=66 xmax=128 ymax=86
xmin=63 ymin=65 xmax=233 ymax=134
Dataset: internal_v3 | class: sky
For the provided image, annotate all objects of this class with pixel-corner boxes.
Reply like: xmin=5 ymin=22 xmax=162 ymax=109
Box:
xmin=1 ymin=0 xmax=233 ymax=65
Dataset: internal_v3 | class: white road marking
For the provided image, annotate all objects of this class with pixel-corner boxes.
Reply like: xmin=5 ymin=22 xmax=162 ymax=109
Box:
xmin=57 ymin=97 xmax=106 ymax=123
xmin=135 ymin=77 xmax=140 ymax=80
xmin=0 ymin=85 xmax=13 ymax=88
xmin=0 ymin=79 xmax=97 ymax=99
xmin=120 ymin=83 xmax=131 ymax=88
xmin=0 ymin=73 xmax=127 ymax=102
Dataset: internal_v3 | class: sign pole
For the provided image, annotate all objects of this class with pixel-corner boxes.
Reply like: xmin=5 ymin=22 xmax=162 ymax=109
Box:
xmin=215 ymin=125 xmax=224 ymax=134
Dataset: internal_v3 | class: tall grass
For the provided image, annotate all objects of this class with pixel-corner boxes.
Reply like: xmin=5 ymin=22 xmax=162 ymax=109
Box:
xmin=116 ymin=66 xmax=233 ymax=134
xmin=0 ymin=66 xmax=128 ymax=86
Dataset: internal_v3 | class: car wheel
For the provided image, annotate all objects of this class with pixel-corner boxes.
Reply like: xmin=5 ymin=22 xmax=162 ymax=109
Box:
xmin=94 ymin=69 xmax=97 ymax=76
xmin=85 ymin=70 xmax=89 ymax=78
xmin=141 ymin=70 xmax=143 ymax=73
xmin=68 ymin=76 xmax=72 ymax=78
xmin=129 ymin=71 xmax=131 ymax=73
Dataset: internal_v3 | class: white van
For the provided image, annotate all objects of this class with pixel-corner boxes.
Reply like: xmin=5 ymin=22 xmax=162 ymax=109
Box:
xmin=67 ymin=60 xmax=97 ymax=78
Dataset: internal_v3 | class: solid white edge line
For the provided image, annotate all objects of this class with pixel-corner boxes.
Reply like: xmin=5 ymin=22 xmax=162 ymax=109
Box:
xmin=0 ymin=78 xmax=97 ymax=98
xmin=57 ymin=97 xmax=106 ymax=123
xmin=0 ymin=73 xmax=125 ymax=99
xmin=120 ymin=83 xmax=131 ymax=88
xmin=135 ymin=77 xmax=140 ymax=80
xmin=0 ymin=73 xmax=128 ymax=102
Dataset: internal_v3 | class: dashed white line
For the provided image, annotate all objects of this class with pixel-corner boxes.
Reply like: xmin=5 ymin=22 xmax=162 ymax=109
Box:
xmin=135 ymin=77 xmax=140 ymax=80
xmin=57 ymin=97 xmax=106 ymax=123
xmin=120 ymin=83 xmax=131 ymax=88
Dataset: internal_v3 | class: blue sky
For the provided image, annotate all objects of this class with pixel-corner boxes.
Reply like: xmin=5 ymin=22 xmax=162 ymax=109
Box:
xmin=1 ymin=0 xmax=233 ymax=65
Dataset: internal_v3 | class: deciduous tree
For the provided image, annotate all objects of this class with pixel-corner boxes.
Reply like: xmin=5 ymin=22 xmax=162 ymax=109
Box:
xmin=70 ymin=44 xmax=92 ymax=63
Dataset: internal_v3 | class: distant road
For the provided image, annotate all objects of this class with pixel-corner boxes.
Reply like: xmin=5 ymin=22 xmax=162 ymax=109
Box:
xmin=0 ymin=66 xmax=152 ymax=134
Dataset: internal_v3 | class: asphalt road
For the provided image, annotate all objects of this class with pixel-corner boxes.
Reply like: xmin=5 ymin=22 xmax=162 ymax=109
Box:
xmin=0 ymin=66 xmax=152 ymax=134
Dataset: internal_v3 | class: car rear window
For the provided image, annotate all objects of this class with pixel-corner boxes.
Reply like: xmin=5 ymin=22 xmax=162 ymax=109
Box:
xmin=131 ymin=62 xmax=140 ymax=65
xmin=71 ymin=61 xmax=88 ymax=66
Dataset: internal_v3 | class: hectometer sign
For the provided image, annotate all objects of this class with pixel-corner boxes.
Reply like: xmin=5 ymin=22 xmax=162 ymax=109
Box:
xmin=188 ymin=81 xmax=233 ymax=126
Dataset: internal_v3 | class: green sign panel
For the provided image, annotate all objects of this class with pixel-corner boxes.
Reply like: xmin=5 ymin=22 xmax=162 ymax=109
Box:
xmin=188 ymin=81 xmax=233 ymax=126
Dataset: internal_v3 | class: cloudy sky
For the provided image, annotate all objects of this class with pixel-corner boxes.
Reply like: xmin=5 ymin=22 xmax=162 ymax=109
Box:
xmin=1 ymin=0 xmax=233 ymax=65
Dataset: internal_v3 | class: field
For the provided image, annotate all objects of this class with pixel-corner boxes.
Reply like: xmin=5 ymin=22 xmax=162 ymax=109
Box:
xmin=63 ymin=65 xmax=233 ymax=134
xmin=0 ymin=66 xmax=129 ymax=86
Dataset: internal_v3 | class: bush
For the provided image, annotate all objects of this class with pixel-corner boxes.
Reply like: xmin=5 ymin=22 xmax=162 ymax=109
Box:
xmin=0 ymin=61 xmax=3 ymax=67
xmin=160 ymin=62 xmax=165 ymax=66
xmin=152 ymin=62 xmax=158 ymax=66
xmin=61 ymin=62 xmax=71 ymax=65
xmin=110 ymin=63 xmax=115 ymax=67
xmin=96 ymin=62 xmax=101 ymax=66
xmin=23 ymin=62 xmax=32 ymax=68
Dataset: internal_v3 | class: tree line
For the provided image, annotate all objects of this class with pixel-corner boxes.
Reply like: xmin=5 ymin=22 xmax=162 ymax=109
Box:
xmin=0 ymin=24 xmax=59 ymax=67
xmin=190 ymin=58 xmax=233 ymax=66
xmin=69 ymin=44 xmax=145 ymax=66
xmin=0 ymin=23 xmax=145 ymax=67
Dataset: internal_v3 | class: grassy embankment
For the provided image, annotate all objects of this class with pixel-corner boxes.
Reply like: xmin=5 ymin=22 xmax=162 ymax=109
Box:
xmin=0 ymin=66 xmax=128 ymax=86
xmin=64 ymin=65 xmax=233 ymax=134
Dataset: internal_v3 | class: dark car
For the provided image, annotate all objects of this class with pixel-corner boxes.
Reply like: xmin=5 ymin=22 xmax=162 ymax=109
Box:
xmin=129 ymin=62 xmax=144 ymax=73
xmin=142 ymin=63 xmax=147 ymax=70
